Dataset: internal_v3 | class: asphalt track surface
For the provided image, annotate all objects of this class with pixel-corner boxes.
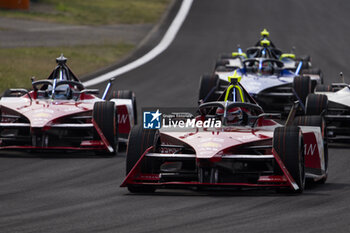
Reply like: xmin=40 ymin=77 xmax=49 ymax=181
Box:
xmin=1 ymin=0 xmax=350 ymax=232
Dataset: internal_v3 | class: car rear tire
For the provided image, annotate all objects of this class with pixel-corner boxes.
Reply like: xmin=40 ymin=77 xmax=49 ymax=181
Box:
xmin=273 ymin=126 xmax=305 ymax=193
xmin=215 ymin=59 xmax=229 ymax=68
xmin=216 ymin=66 xmax=227 ymax=72
xmin=305 ymin=94 xmax=328 ymax=115
xmin=298 ymin=55 xmax=311 ymax=62
xmin=315 ymin=84 xmax=334 ymax=92
xmin=109 ymin=90 xmax=137 ymax=124
xmin=126 ymin=125 xmax=159 ymax=193
xmin=2 ymin=89 xmax=13 ymax=97
xmin=93 ymin=101 xmax=118 ymax=156
xmin=1 ymin=89 xmax=26 ymax=98
xmin=295 ymin=55 xmax=310 ymax=70
xmin=293 ymin=115 xmax=328 ymax=184
xmin=198 ymin=74 xmax=219 ymax=103
xmin=215 ymin=66 xmax=237 ymax=72
xmin=293 ymin=76 xmax=312 ymax=106
xmin=301 ymin=68 xmax=324 ymax=84
xmin=220 ymin=53 xmax=233 ymax=59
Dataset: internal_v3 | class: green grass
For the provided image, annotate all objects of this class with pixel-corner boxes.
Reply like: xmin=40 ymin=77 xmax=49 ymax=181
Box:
xmin=0 ymin=0 xmax=171 ymax=25
xmin=0 ymin=43 xmax=134 ymax=92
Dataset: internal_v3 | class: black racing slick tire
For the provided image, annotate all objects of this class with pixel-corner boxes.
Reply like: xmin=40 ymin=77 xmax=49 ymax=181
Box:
xmin=198 ymin=74 xmax=219 ymax=103
xmin=293 ymin=76 xmax=312 ymax=106
xmin=220 ymin=53 xmax=233 ymax=59
xmin=216 ymin=66 xmax=228 ymax=72
xmin=315 ymin=84 xmax=334 ymax=92
xmin=1 ymin=89 xmax=26 ymax=98
xmin=215 ymin=59 xmax=229 ymax=68
xmin=126 ymin=125 xmax=159 ymax=174
xmin=298 ymin=55 xmax=311 ymax=62
xmin=216 ymin=66 xmax=236 ymax=72
xmin=305 ymin=94 xmax=328 ymax=115
xmin=301 ymin=68 xmax=324 ymax=84
xmin=293 ymin=115 xmax=328 ymax=184
xmin=126 ymin=125 xmax=159 ymax=193
xmin=2 ymin=89 xmax=13 ymax=97
xmin=273 ymin=126 xmax=305 ymax=193
xmin=295 ymin=55 xmax=310 ymax=70
xmin=93 ymin=101 xmax=118 ymax=155
xmin=109 ymin=90 xmax=137 ymax=124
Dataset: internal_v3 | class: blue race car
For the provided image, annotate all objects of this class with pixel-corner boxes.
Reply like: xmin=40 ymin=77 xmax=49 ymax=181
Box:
xmin=199 ymin=58 xmax=322 ymax=116
xmin=214 ymin=29 xmax=322 ymax=82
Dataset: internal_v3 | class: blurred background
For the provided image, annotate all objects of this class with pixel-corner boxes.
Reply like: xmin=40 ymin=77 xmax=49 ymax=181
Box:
xmin=0 ymin=0 xmax=171 ymax=92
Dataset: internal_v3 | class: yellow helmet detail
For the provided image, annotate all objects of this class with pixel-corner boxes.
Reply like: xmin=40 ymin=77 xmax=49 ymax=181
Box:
xmin=260 ymin=38 xmax=271 ymax=47
xmin=261 ymin=28 xmax=270 ymax=37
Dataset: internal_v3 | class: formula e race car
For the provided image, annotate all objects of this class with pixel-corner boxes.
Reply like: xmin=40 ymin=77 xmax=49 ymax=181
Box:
xmin=199 ymin=58 xmax=322 ymax=116
xmin=306 ymin=75 xmax=350 ymax=142
xmin=0 ymin=55 xmax=136 ymax=155
xmin=215 ymin=29 xmax=318 ymax=75
xmin=121 ymin=74 xmax=328 ymax=193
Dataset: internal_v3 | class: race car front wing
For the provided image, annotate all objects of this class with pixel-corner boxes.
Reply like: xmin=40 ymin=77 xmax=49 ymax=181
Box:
xmin=121 ymin=146 xmax=301 ymax=191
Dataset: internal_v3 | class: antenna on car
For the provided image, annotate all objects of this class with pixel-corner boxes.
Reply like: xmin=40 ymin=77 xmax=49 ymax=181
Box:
xmin=261 ymin=28 xmax=269 ymax=38
xmin=340 ymin=72 xmax=345 ymax=83
xmin=291 ymin=46 xmax=296 ymax=54
xmin=56 ymin=54 xmax=67 ymax=65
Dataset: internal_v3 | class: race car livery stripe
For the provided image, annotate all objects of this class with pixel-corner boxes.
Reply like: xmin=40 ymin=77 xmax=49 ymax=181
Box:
xmin=272 ymin=148 xmax=299 ymax=190
xmin=222 ymin=155 xmax=274 ymax=159
xmin=0 ymin=123 xmax=30 ymax=128
xmin=50 ymin=123 xmax=93 ymax=128
xmin=92 ymin=119 xmax=114 ymax=153
xmin=120 ymin=146 xmax=155 ymax=187
xmin=146 ymin=153 xmax=196 ymax=158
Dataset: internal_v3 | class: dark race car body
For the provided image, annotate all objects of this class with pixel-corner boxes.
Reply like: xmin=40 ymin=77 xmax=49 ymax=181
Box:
xmin=0 ymin=56 xmax=136 ymax=154
xmin=217 ymin=29 xmax=315 ymax=74
xmin=201 ymin=31 xmax=323 ymax=116
xmin=218 ymin=45 xmax=313 ymax=73
xmin=200 ymin=58 xmax=322 ymax=116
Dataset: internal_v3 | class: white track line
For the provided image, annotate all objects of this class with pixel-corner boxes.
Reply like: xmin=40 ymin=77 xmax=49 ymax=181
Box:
xmin=83 ymin=0 xmax=194 ymax=87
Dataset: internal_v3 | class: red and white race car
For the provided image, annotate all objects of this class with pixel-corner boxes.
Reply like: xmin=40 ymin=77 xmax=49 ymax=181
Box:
xmin=121 ymin=76 xmax=328 ymax=193
xmin=0 ymin=55 xmax=136 ymax=155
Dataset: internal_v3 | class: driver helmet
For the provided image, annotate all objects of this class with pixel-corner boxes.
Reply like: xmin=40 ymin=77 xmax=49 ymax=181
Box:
xmin=48 ymin=84 xmax=71 ymax=99
xmin=216 ymin=107 xmax=243 ymax=125
xmin=261 ymin=60 xmax=274 ymax=75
